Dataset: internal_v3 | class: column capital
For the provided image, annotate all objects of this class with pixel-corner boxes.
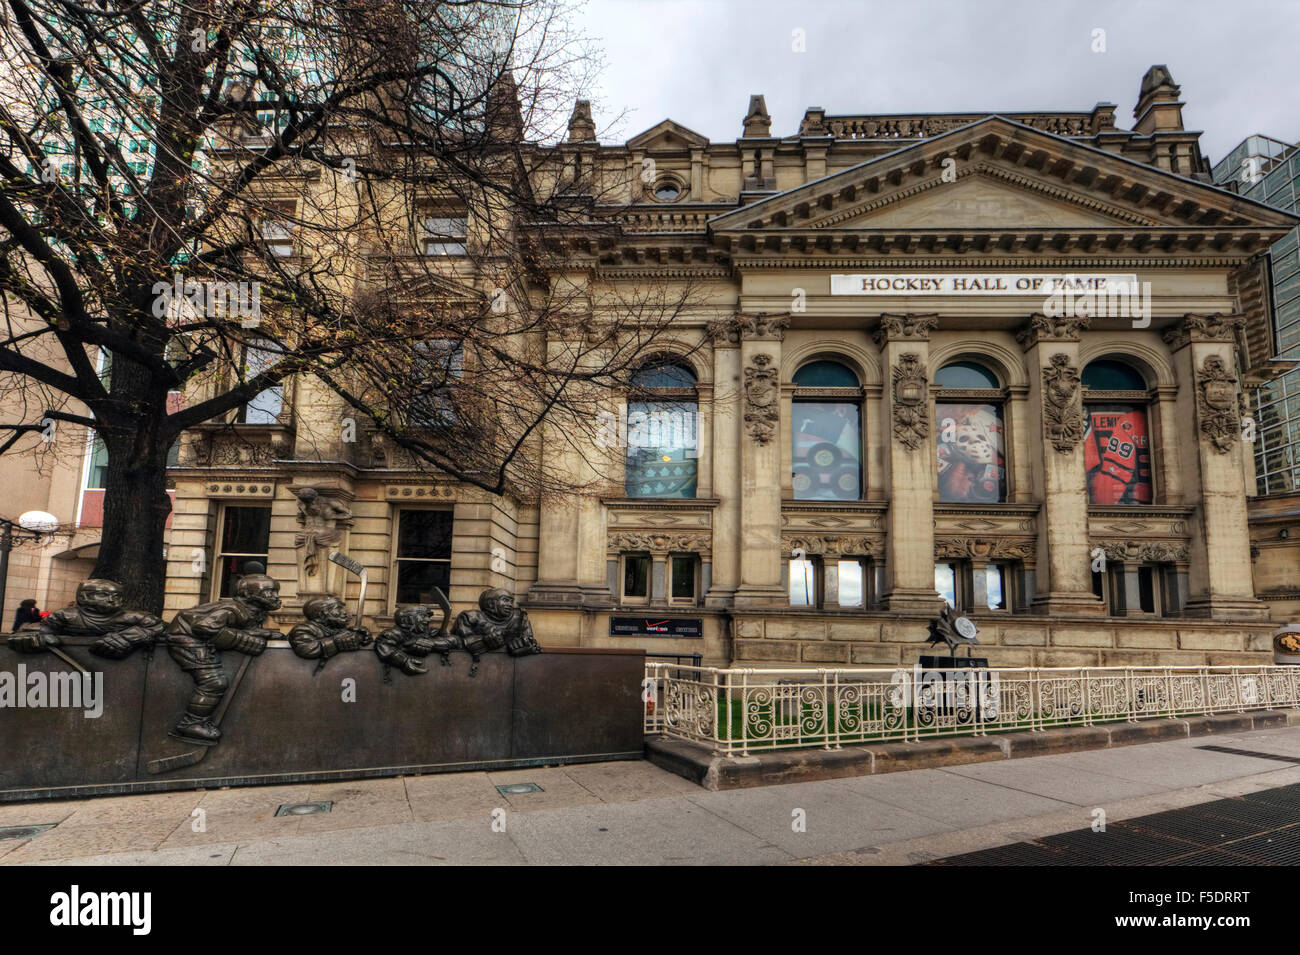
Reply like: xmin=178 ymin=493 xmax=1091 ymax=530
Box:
xmin=1161 ymin=312 xmax=1245 ymax=351
xmin=737 ymin=312 xmax=790 ymax=341
xmin=1016 ymin=312 xmax=1091 ymax=351
xmin=873 ymin=313 xmax=938 ymax=347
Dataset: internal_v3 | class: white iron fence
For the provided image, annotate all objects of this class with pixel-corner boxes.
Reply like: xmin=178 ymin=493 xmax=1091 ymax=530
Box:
xmin=642 ymin=663 xmax=1300 ymax=756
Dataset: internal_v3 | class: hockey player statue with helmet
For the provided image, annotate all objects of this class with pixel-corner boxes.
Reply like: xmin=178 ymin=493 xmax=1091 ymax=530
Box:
xmin=288 ymin=595 xmax=373 ymax=673
xmin=449 ymin=588 xmax=542 ymax=677
xmin=6 ymin=578 xmax=165 ymax=659
xmin=375 ymin=604 xmax=458 ymax=676
xmin=164 ymin=572 xmax=283 ymax=745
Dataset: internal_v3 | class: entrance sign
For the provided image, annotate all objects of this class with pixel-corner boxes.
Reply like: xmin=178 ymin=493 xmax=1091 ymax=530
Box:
xmin=830 ymin=273 xmax=1139 ymax=295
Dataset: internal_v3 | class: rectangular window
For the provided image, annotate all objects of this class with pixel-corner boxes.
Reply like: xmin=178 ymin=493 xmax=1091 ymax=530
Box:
xmin=935 ymin=403 xmax=1006 ymax=503
xmin=625 ymin=400 xmax=698 ymax=499
xmin=215 ymin=506 xmax=272 ymax=598
xmin=792 ymin=402 xmax=861 ymax=500
xmin=237 ymin=338 xmax=285 ymax=424
xmin=669 ymin=554 xmax=698 ymax=606
xmin=421 ymin=215 xmax=468 ymax=256
xmin=394 ymin=509 xmax=452 ymax=605
xmin=409 ymin=339 xmax=464 ymax=426
xmin=262 ymin=200 xmax=296 ymax=256
xmin=622 ymin=553 xmax=651 ymax=604
xmin=87 ymin=435 xmax=110 ymax=489
xmin=789 ymin=557 xmax=819 ymax=607
xmin=1085 ymin=404 xmax=1153 ymax=505
xmin=935 ymin=561 xmax=960 ymax=608
xmin=837 ymin=558 xmax=869 ymax=608
xmin=985 ymin=563 xmax=1008 ymax=611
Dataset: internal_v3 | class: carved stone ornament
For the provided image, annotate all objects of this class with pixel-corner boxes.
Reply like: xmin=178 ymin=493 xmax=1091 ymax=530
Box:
xmin=782 ymin=534 xmax=880 ymax=557
xmin=743 ymin=352 xmax=780 ymax=444
xmin=1162 ymin=313 xmax=1245 ymax=351
xmin=891 ymin=353 xmax=929 ymax=450
xmin=737 ymin=312 xmax=790 ymax=341
xmin=934 ymin=537 xmax=1036 ymax=560
xmin=608 ymin=532 xmax=711 ymax=554
xmin=1093 ymin=539 xmax=1189 ymax=562
xmin=873 ymin=313 xmax=938 ymax=347
xmin=1041 ymin=353 xmax=1085 ymax=453
xmin=1016 ymin=312 xmax=1091 ymax=350
xmin=293 ymin=487 xmax=354 ymax=577
xmin=1195 ymin=356 xmax=1240 ymax=454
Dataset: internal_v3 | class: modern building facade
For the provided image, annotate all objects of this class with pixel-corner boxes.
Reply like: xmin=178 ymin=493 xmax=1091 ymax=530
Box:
xmin=1211 ymin=135 xmax=1300 ymax=620
xmin=8 ymin=64 xmax=1292 ymax=665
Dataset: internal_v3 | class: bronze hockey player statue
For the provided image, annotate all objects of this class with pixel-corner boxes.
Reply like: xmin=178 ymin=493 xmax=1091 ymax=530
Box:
xmin=375 ymin=604 xmax=461 ymax=676
xmin=288 ymin=596 xmax=372 ymax=673
xmin=450 ymin=588 xmax=542 ymax=677
xmin=165 ymin=573 xmax=282 ymax=745
xmin=6 ymin=579 xmax=165 ymax=659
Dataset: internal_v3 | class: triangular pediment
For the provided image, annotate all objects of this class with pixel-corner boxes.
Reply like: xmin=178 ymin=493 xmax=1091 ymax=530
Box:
xmin=627 ymin=119 xmax=710 ymax=152
xmin=825 ymin=170 xmax=1135 ymax=229
xmin=708 ymin=116 xmax=1300 ymax=237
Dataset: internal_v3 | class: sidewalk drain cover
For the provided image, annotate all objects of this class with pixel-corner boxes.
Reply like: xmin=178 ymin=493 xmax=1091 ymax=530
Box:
xmin=275 ymin=801 xmax=333 ymax=816
xmin=496 ymin=783 xmax=543 ymax=795
xmin=0 ymin=825 xmax=55 ymax=841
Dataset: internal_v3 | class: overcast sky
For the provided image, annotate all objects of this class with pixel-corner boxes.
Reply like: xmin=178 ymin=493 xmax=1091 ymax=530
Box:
xmin=575 ymin=0 xmax=1300 ymax=165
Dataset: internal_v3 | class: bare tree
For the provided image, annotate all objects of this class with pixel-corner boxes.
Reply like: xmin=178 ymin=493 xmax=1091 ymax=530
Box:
xmin=0 ymin=0 xmax=701 ymax=611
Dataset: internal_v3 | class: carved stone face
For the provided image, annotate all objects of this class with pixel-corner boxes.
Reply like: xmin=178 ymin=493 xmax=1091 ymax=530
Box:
xmin=77 ymin=579 xmax=124 ymax=615
xmin=954 ymin=424 xmax=994 ymax=464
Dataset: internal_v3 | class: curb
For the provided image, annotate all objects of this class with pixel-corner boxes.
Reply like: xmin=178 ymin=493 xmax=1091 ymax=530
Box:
xmin=645 ymin=708 xmax=1300 ymax=791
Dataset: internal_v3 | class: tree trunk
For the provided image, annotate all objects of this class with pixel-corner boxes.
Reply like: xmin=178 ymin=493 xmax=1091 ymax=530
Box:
xmin=91 ymin=365 xmax=174 ymax=616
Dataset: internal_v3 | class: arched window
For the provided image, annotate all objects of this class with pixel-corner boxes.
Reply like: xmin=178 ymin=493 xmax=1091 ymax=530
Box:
xmin=792 ymin=359 xmax=862 ymax=501
xmin=934 ymin=360 xmax=1007 ymax=504
xmin=626 ymin=359 xmax=698 ymax=499
xmin=1082 ymin=359 xmax=1153 ymax=505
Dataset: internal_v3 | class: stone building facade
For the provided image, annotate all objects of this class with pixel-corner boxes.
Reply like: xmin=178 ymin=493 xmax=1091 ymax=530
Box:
xmin=157 ymin=65 xmax=1300 ymax=667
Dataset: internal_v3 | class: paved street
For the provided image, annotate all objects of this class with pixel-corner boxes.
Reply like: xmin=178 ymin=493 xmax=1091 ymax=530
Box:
xmin=4 ymin=725 xmax=1300 ymax=865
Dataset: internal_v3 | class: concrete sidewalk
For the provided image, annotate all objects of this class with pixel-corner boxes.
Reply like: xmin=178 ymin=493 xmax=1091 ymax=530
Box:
xmin=4 ymin=724 xmax=1300 ymax=865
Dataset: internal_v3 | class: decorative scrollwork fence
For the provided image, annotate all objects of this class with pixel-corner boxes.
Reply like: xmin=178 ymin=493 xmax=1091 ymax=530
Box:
xmin=643 ymin=663 xmax=1300 ymax=756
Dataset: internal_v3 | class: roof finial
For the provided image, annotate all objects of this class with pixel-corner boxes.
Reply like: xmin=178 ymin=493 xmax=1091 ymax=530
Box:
xmin=742 ymin=94 xmax=770 ymax=137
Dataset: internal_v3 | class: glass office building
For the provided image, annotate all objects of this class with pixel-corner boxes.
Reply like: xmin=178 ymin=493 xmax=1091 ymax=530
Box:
xmin=1213 ymin=135 xmax=1300 ymax=494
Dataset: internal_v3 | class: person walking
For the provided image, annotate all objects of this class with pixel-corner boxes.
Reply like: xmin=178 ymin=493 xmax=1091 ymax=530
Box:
xmin=11 ymin=598 xmax=41 ymax=630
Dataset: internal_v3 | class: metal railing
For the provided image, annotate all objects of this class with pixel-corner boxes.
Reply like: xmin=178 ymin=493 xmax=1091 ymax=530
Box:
xmin=643 ymin=663 xmax=1300 ymax=756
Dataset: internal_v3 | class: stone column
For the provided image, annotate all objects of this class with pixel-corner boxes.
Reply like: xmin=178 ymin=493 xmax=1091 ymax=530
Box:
xmin=1163 ymin=313 xmax=1270 ymax=619
xmin=875 ymin=313 xmax=943 ymax=612
xmin=733 ymin=313 xmax=789 ymax=607
xmin=705 ymin=327 xmax=741 ymax=608
xmin=527 ymin=330 xmax=611 ymax=607
xmin=1018 ymin=313 xmax=1106 ymax=615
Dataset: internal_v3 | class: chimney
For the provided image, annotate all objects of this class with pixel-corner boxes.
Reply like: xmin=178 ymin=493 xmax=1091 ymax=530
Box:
xmin=742 ymin=94 xmax=771 ymax=138
xmin=567 ymin=100 xmax=597 ymax=143
xmin=1133 ymin=65 xmax=1185 ymax=135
